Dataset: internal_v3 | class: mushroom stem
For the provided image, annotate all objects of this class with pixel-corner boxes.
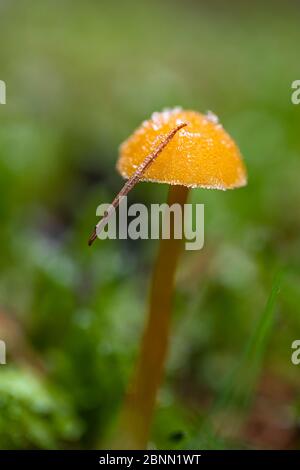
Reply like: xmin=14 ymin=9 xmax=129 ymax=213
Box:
xmin=114 ymin=184 xmax=189 ymax=449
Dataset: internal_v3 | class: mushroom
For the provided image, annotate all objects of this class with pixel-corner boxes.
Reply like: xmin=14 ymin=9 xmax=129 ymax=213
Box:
xmin=89 ymin=108 xmax=247 ymax=448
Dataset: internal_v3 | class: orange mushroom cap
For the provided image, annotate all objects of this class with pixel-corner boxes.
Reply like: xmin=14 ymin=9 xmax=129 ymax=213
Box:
xmin=117 ymin=108 xmax=247 ymax=190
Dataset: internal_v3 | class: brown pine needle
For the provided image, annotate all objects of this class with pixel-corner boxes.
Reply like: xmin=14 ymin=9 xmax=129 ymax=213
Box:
xmin=88 ymin=122 xmax=187 ymax=246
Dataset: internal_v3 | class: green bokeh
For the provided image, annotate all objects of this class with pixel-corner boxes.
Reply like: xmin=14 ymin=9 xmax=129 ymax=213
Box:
xmin=0 ymin=0 xmax=299 ymax=450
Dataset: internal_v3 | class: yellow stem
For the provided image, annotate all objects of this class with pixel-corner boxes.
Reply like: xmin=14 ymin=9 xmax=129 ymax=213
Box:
xmin=113 ymin=185 xmax=189 ymax=449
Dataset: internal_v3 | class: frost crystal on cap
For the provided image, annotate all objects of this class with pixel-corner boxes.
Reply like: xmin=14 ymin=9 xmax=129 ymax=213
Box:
xmin=206 ymin=110 xmax=219 ymax=124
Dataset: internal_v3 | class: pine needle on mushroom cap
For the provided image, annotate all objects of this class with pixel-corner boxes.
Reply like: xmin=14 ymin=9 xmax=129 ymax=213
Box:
xmin=117 ymin=107 xmax=247 ymax=190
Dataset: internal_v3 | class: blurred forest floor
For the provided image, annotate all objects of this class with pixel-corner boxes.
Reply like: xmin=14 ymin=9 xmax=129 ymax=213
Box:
xmin=0 ymin=0 xmax=300 ymax=449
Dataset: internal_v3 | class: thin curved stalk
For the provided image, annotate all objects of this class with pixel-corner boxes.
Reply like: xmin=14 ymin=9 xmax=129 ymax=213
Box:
xmin=88 ymin=123 xmax=186 ymax=246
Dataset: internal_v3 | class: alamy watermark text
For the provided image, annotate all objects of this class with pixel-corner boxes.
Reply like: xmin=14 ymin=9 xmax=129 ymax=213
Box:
xmin=0 ymin=80 xmax=6 ymax=104
xmin=0 ymin=340 xmax=6 ymax=364
xmin=291 ymin=80 xmax=300 ymax=104
xmin=96 ymin=197 xmax=204 ymax=250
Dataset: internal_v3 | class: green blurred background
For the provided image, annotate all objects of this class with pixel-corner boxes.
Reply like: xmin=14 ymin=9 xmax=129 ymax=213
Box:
xmin=0 ymin=0 xmax=300 ymax=450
